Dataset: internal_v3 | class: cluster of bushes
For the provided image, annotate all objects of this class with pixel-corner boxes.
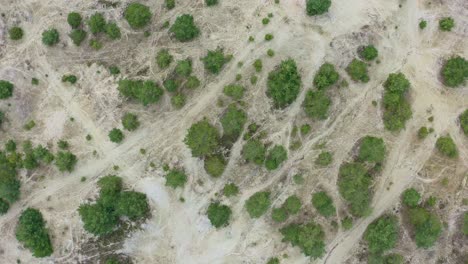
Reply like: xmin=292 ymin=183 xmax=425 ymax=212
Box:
xmin=271 ymin=195 xmax=302 ymax=222
xmin=107 ymin=113 xmax=140 ymax=144
xmin=338 ymin=136 xmax=386 ymax=217
xmin=78 ymin=175 xmax=150 ymax=236
xmin=267 ymin=59 xmax=302 ymax=108
xmin=280 ymin=221 xmax=325 ymax=259
xmin=16 ymin=208 xmax=53 ymax=257
xmin=0 ymin=150 xmax=21 ymax=214
xmin=382 ymin=73 xmax=412 ymax=131
xmin=401 ymin=188 xmax=442 ymax=248
xmin=207 ymin=202 xmax=232 ymax=228
xmin=169 ymin=14 xmax=200 ymax=42
xmin=306 ymin=0 xmax=331 ymax=16
xmin=312 ymin=191 xmax=336 ymax=217
xmin=440 ymin=56 xmax=467 ymax=88
xmin=0 ymin=80 xmax=14 ymax=99
xmin=118 ymin=79 xmax=164 ymax=106
xmin=241 ymin=140 xmax=288 ymax=170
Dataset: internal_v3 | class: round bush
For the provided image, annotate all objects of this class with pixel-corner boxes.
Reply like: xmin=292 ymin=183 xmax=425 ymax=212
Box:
xmin=0 ymin=80 xmax=14 ymax=99
xmin=184 ymin=120 xmax=220 ymax=158
xmin=245 ymin=191 xmax=271 ymax=218
xmin=122 ymin=113 xmax=140 ymax=131
xmin=439 ymin=17 xmax=454 ymax=31
xmin=267 ymin=59 xmax=302 ymax=109
xmin=306 ymin=0 xmax=331 ymax=16
xmin=109 ymin=128 xmax=124 ymax=143
xmin=9 ymin=27 xmax=24 ymax=40
xmin=313 ymin=63 xmax=339 ymax=90
xmin=42 ymin=29 xmax=60 ymax=46
xmin=67 ymin=12 xmax=82 ymax=29
xmin=169 ymin=14 xmax=200 ymax=42
xmin=435 ymin=135 xmax=458 ymax=158
xmin=125 ymin=3 xmax=152 ymax=29
xmin=441 ymin=56 xmax=467 ymax=88
xmin=207 ymin=202 xmax=231 ymax=228
xmin=204 ymin=155 xmax=226 ymax=177
xmin=358 ymin=45 xmax=378 ymax=61
xmin=402 ymin=188 xmax=420 ymax=207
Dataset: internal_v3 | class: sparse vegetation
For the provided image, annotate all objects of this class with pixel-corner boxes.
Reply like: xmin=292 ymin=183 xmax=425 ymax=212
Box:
xmin=223 ymin=84 xmax=245 ymax=100
xmin=118 ymin=79 xmax=164 ymax=106
xmin=105 ymin=22 xmax=121 ymax=40
xmin=459 ymin=109 xmax=468 ymax=135
xmin=223 ymin=183 xmax=239 ymax=197
xmin=55 ymin=151 xmax=77 ymax=172
xmin=206 ymin=0 xmax=218 ymax=6
xmin=315 ymin=151 xmax=332 ymax=166
xmin=358 ymin=136 xmax=385 ymax=163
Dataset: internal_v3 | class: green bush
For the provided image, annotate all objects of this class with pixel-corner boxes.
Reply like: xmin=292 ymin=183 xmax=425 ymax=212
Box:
xmin=89 ymin=39 xmax=103 ymax=50
xmin=165 ymin=169 xmax=187 ymax=188
xmin=315 ymin=151 xmax=332 ymax=166
xmin=9 ymin=26 xmax=24 ymax=40
xmin=0 ymin=80 xmax=14 ymax=99
xmin=185 ymin=76 xmax=201 ymax=89
xmin=184 ymin=120 xmax=220 ymax=157
xmin=267 ymin=49 xmax=275 ymax=57
xmin=407 ymin=207 xmax=442 ymax=248
xmin=55 ymin=151 xmax=77 ymax=172
xmin=122 ymin=113 xmax=139 ymax=131
xmin=242 ymin=139 xmax=266 ymax=165
xmin=338 ymin=162 xmax=372 ymax=217
xmin=245 ymin=191 xmax=270 ymax=218
xmin=221 ymin=104 xmax=247 ymax=142
xmin=441 ymin=56 xmax=467 ymax=88
xmin=171 ymin=94 xmax=186 ymax=109
xmin=418 ymin=126 xmax=429 ymax=139
xmin=312 ymin=191 xmax=336 ymax=217
xmin=463 ymin=212 xmax=468 ymax=235
xmin=206 ymin=0 xmax=218 ymax=6
xmin=254 ymin=59 xmax=263 ymax=72
xmin=436 ymin=135 xmax=458 ymax=158
xmin=109 ymin=66 xmax=120 ymax=75
xmin=69 ymin=29 xmax=87 ymax=46
xmin=105 ymin=22 xmax=121 ymax=40
xmin=156 ymin=49 xmax=173 ymax=69
xmin=118 ymin=79 xmax=164 ymax=106
xmin=283 ymin=195 xmax=302 ymax=214
xmin=364 ymin=215 xmax=399 ymax=254
xmin=163 ymin=79 xmax=178 ymax=93
xmin=267 ymin=257 xmax=280 ymax=264
xmin=109 ymin=128 xmax=124 ymax=143
xmin=303 ymin=90 xmax=331 ymax=120
xmin=62 ymin=74 xmax=77 ymax=84
xmin=358 ymin=136 xmax=386 ymax=163
xmin=272 ymin=207 xmax=288 ymax=222
xmin=265 ymin=145 xmax=287 ymax=170
xmin=33 ymin=145 xmax=54 ymax=164
xmin=0 ymin=198 xmax=9 ymax=214
xmin=358 ymin=45 xmax=378 ymax=61
xmin=207 ymin=202 xmax=232 ymax=228
xmin=79 ymin=203 xmax=118 ymax=235
xmin=419 ymin=20 xmax=427 ymax=29
xmin=166 ymin=0 xmax=175 ymax=9
xmin=0 ymin=152 xmax=20 ymax=203
xmin=67 ymin=12 xmax=82 ymax=28
xmin=341 ymin=216 xmax=353 ymax=230
xmin=223 ymin=84 xmax=245 ymax=100
xmin=170 ymin=14 xmax=200 ymax=42
xmin=98 ymin=175 xmax=122 ymax=207
xmin=87 ymin=13 xmax=106 ymax=34
xmin=306 ymin=0 xmax=331 ymax=16
xmin=300 ymin=124 xmax=311 ymax=135
xmin=204 ymin=155 xmax=226 ymax=177
xmin=280 ymin=221 xmax=325 ymax=258
xmin=264 ymin=34 xmax=274 ymax=41
xmin=202 ymin=49 xmax=228 ymax=74
xmin=16 ymin=208 xmax=53 ymax=257
xmin=5 ymin=140 xmax=16 ymax=152
xmin=402 ymin=188 xmax=420 ymax=207
xmin=116 ymin=191 xmax=149 ymax=220
xmin=346 ymin=59 xmax=369 ymax=82
xmin=223 ymin=183 xmax=239 ymax=197
xmin=42 ymin=29 xmax=60 ymax=46
xmin=382 ymin=73 xmax=412 ymax=131
xmin=267 ymin=59 xmax=301 ymax=109
xmin=460 ymin=109 xmax=468 ymax=135
xmin=57 ymin=140 xmax=69 ymax=150
xmin=439 ymin=17 xmax=454 ymax=31
xmin=125 ymin=3 xmax=152 ymax=29
xmin=175 ymin=59 xmax=193 ymax=77
xmin=314 ymin=63 xmax=339 ymax=90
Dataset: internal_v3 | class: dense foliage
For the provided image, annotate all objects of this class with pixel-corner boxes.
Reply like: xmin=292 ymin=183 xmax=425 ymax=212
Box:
xmin=242 ymin=139 xmax=266 ymax=165
xmin=207 ymin=202 xmax=232 ymax=228
xmin=9 ymin=26 xmax=24 ymax=40
xmin=125 ymin=3 xmax=152 ymax=29
xmin=358 ymin=45 xmax=378 ymax=61
xmin=0 ymin=80 xmax=14 ymax=99
xmin=55 ymin=151 xmax=77 ymax=172
xmin=338 ymin=162 xmax=372 ymax=217
xmin=313 ymin=63 xmax=339 ymax=90
xmin=206 ymin=0 xmax=218 ymax=6
xmin=435 ymin=135 xmax=458 ymax=158
xmin=69 ymin=29 xmax=87 ymax=46
xmin=312 ymin=191 xmax=336 ymax=217
xmin=105 ymin=23 xmax=121 ymax=40
xmin=460 ymin=109 xmax=468 ymax=135
xmin=382 ymin=73 xmax=412 ymax=131
xmin=184 ymin=120 xmax=220 ymax=157
xmin=109 ymin=128 xmax=124 ymax=143
xmin=439 ymin=17 xmax=454 ymax=31
xmin=267 ymin=59 xmax=301 ymax=109
xmin=245 ymin=191 xmax=271 ymax=218
xmin=0 ymin=198 xmax=9 ymax=214
xmin=165 ymin=169 xmax=187 ymax=188
xmin=280 ymin=221 xmax=325 ymax=258
xmin=16 ymin=208 xmax=53 ymax=257
xmin=223 ymin=84 xmax=245 ymax=100
xmin=204 ymin=155 xmax=226 ymax=177
xmin=346 ymin=59 xmax=369 ymax=82
xmin=364 ymin=215 xmax=399 ymax=254
xmin=87 ymin=13 xmax=106 ymax=34
xmin=170 ymin=14 xmax=200 ymax=42
xmin=122 ymin=113 xmax=140 ymax=131
xmin=306 ymin=0 xmax=331 ymax=16
xmin=223 ymin=183 xmax=239 ymax=197
xmin=116 ymin=191 xmax=150 ymax=220
xmin=401 ymin=188 xmax=420 ymax=207
xmin=407 ymin=207 xmax=442 ymax=248
xmin=175 ymin=59 xmax=193 ymax=77
xmin=202 ymin=49 xmax=228 ymax=74
xmin=358 ymin=136 xmax=386 ymax=163
xmin=118 ymin=79 xmax=164 ymax=106
xmin=42 ymin=29 xmax=60 ymax=46
xmin=67 ymin=12 xmax=82 ymax=29
xmin=221 ymin=104 xmax=247 ymax=142
xmin=441 ymin=56 xmax=467 ymax=88
xmin=156 ymin=49 xmax=173 ymax=69
xmin=0 ymin=152 xmax=20 ymax=204
xmin=265 ymin=145 xmax=288 ymax=170
xmin=303 ymin=90 xmax=331 ymax=120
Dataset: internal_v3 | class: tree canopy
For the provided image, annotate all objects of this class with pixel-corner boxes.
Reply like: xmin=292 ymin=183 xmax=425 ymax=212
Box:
xmin=407 ymin=207 xmax=442 ymax=248
xmin=313 ymin=63 xmax=339 ymax=90
xmin=118 ymin=79 xmax=164 ymax=106
xmin=338 ymin=162 xmax=372 ymax=217
xmin=346 ymin=59 xmax=369 ymax=82
xmin=0 ymin=80 xmax=14 ymax=99
xmin=460 ymin=109 xmax=468 ymax=135
xmin=280 ymin=221 xmax=325 ymax=259
xmin=67 ymin=12 xmax=82 ymax=29
xmin=170 ymin=14 xmax=200 ymax=42
xmin=364 ymin=215 xmax=399 ymax=254
xmin=312 ymin=191 xmax=336 ymax=217
xmin=441 ymin=56 xmax=467 ymax=88
xmin=207 ymin=202 xmax=232 ymax=228
xmin=122 ymin=113 xmax=140 ymax=131
xmin=242 ymin=139 xmax=266 ymax=165
xmin=303 ymin=90 xmax=331 ymax=120
xmin=267 ymin=59 xmax=302 ymax=109
xmin=245 ymin=191 xmax=271 ymax=218
xmin=87 ymin=13 xmax=106 ymax=34
xmin=202 ymin=49 xmax=228 ymax=74
xmin=401 ymin=188 xmax=420 ymax=207
xmin=435 ymin=135 xmax=458 ymax=158
xmin=184 ymin=120 xmax=220 ymax=158
xmin=165 ymin=169 xmax=187 ymax=188
xmin=16 ymin=208 xmax=53 ymax=257
xmin=125 ymin=3 xmax=152 ymax=29
xmin=382 ymin=73 xmax=412 ymax=131
xmin=358 ymin=45 xmax=379 ymax=61
xmin=42 ymin=29 xmax=60 ymax=46
xmin=358 ymin=136 xmax=386 ymax=163
xmin=306 ymin=0 xmax=331 ymax=16
xmin=221 ymin=104 xmax=247 ymax=142
xmin=265 ymin=145 xmax=288 ymax=170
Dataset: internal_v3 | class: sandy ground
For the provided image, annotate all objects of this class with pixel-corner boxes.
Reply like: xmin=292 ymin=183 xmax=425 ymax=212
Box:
xmin=0 ymin=0 xmax=467 ymax=263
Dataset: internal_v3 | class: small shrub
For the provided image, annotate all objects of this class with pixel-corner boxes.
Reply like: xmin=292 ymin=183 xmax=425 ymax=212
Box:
xmin=87 ymin=13 xmax=106 ymax=34
xmin=346 ymin=59 xmax=369 ymax=82
xmin=306 ymin=0 xmax=331 ymax=16
xmin=165 ymin=169 xmax=187 ymax=188
xmin=69 ymin=29 xmax=87 ymax=46
xmin=221 ymin=104 xmax=247 ymax=141
xmin=300 ymin=124 xmax=311 ymax=135
xmin=105 ymin=22 xmax=121 ymax=40
xmin=16 ymin=208 xmax=53 ymax=257
xmin=358 ymin=136 xmax=386 ymax=163
xmin=267 ymin=257 xmax=280 ymax=264
xmin=175 ymin=59 xmax=192 ymax=77
xmin=312 ymin=191 xmax=336 ymax=217
xmin=164 ymin=79 xmax=179 ymax=92
xmin=0 ymin=80 xmax=14 ymax=99
xmin=242 ymin=139 xmax=266 ymax=165
xmin=206 ymin=0 xmax=218 ymax=6
xmin=382 ymin=73 xmax=412 ymax=131
xmin=272 ymin=207 xmax=288 ymax=222
xmin=9 ymin=26 xmax=23 ymax=40
xmin=122 ymin=113 xmax=139 ymax=131
xmin=62 ymin=74 xmax=77 ymax=84
xmin=419 ymin=20 xmax=427 ymax=29
xmin=313 ymin=63 xmax=339 ymax=90
xmin=303 ymin=90 xmax=331 ymax=120
xmin=245 ymin=191 xmax=271 ymax=218
xmin=156 ymin=49 xmax=173 ymax=69
xmin=223 ymin=84 xmax=244 ymax=100
xmin=42 ymin=29 xmax=60 ymax=46
xmin=31 ymin=78 xmax=39 ymax=85
xmin=184 ymin=120 xmax=220 ymax=157
xmin=459 ymin=109 xmax=468 ymax=135
xmin=280 ymin=221 xmax=325 ymax=258
xmin=207 ymin=202 xmax=232 ymax=228
xmin=253 ymin=59 xmax=263 ymax=72
xmin=407 ymin=207 xmax=442 ymax=248
xmin=283 ymin=195 xmax=302 ymax=214
xmin=402 ymin=188 xmax=420 ymax=207
xmin=109 ymin=128 xmax=124 ymax=143
xmin=342 ymin=217 xmax=353 ymax=230
xmin=265 ymin=145 xmax=288 ymax=170
xmin=358 ymin=45 xmax=378 ymax=61
xmin=267 ymin=59 xmax=301 ymax=108
xmin=440 ymin=56 xmax=467 ymax=88
xmin=67 ymin=12 xmax=82 ymax=29
xmin=435 ymin=135 xmax=458 ymax=158
xmin=165 ymin=0 xmax=175 ymax=9
xmin=262 ymin=18 xmax=270 ymax=25
xmin=185 ymin=76 xmax=201 ymax=89
xmin=439 ymin=17 xmax=454 ymax=31
xmin=109 ymin=66 xmax=120 ymax=75
xmin=58 ymin=140 xmax=69 ymax=150
xmin=315 ymin=151 xmax=332 ymax=166
xmin=223 ymin=183 xmax=239 ymax=197
xmin=202 ymin=49 xmax=228 ymax=74
xmin=125 ymin=3 xmax=152 ymax=29
xmin=264 ymin=34 xmax=274 ymax=41
xmin=169 ymin=14 xmax=200 ymax=42
xmin=204 ymin=155 xmax=226 ymax=177
xmin=23 ymin=120 xmax=36 ymax=130
xmin=338 ymin=162 xmax=372 ymax=217
xmin=89 ymin=39 xmax=103 ymax=50
xmin=55 ymin=151 xmax=77 ymax=172
xmin=171 ymin=94 xmax=186 ymax=109
xmin=364 ymin=215 xmax=399 ymax=254
xmin=267 ymin=49 xmax=275 ymax=57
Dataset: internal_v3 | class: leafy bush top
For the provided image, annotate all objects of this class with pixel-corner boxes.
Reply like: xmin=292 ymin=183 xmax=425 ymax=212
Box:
xmin=169 ymin=14 xmax=200 ymax=42
xmin=435 ymin=135 xmax=458 ymax=158
xmin=0 ymin=152 xmax=20 ymax=203
xmin=122 ymin=113 xmax=140 ymax=131
xmin=87 ymin=13 xmax=106 ymax=34
xmin=105 ymin=23 xmax=121 ymax=40
xmin=315 ymin=151 xmax=332 ymax=166
xmin=116 ymin=191 xmax=149 ymax=220
xmin=313 ymin=63 xmax=339 ymax=90
xmin=69 ymin=29 xmax=87 ymax=46
xmin=0 ymin=80 xmax=14 ymax=99
xmin=338 ymin=162 xmax=372 ymax=217
xmin=207 ymin=202 xmax=232 ymax=228
xmin=312 ymin=191 xmax=336 ymax=217
xmin=206 ymin=0 xmax=218 ymax=6
xmin=280 ymin=221 xmax=325 ymax=258
xmin=358 ymin=136 xmax=386 ymax=163
xmin=9 ymin=26 xmax=24 ymax=40
xmin=156 ymin=49 xmax=173 ymax=69
xmin=460 ymin=109 xmax=468 ymax=135
xmin=202 ymin=49 xmax=228 ymax=74
xmin=109 ymin=128 xmax=124 ymax=143
xmin=267 ymin=59 xmax=302 ymax=109
xmin=358 ymin=45 xmax=378 ymax=61
xmin=245 ymin=191 xmax=271 ymax=218
xmin=223 ymin=84 xmax=245 ymax=100
xmin=382 ymin=73 xmax=412 ymax=131
xmin=204 ymin=155 xmax=226 ymax=177
xmin=165 ymin=169 xmax=187 ymax=188
xmin=242 ymin=139 xmax=266 ymax=165
xmin=384 ymin=73 xmax=410 ymax=94
xmin=407 ymin=207 xmax=442 ymax=248
xmin=306 ymin=0 xmax=331 ymax=16
xmin=221 ymin=104 xmax=247 ymax=142
xmin=303 ymin=90 xmax=331 ymax=120
xmin=346 ymin=59 xmax=369 ymax=82
xmin=223 ymin=183 xmax=239 ymax=197
xmin=441 ymin=56 xmax=467 ymax=88
xmin=79 ymin=203 xmax=118 ymax=235
xmin=265 ymin=145 xmax=288 ymax=170
xmin=55 ymin=151 xmax=77 ymax=172
xmin=401 ymin=188 xmax=420 ymax=207
xmin=118 ymin=79 xmax=164 ymax=106
xmin=364 ymin=215 xmax=399 ymax=254
xmin=439 ymin=17 xmax=454 ymax=31
xmin=16 ymin=208 xmax=53 ymax=257
xmin=42 ymin=29 xmax=60 ymax=46
xmin=125 ymin=3 xmax=152 ymax=29
xmin=67 ymin=12 xmax=82 ymax=29
xmin=184 ymin=120 xmax=220 ymax=157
